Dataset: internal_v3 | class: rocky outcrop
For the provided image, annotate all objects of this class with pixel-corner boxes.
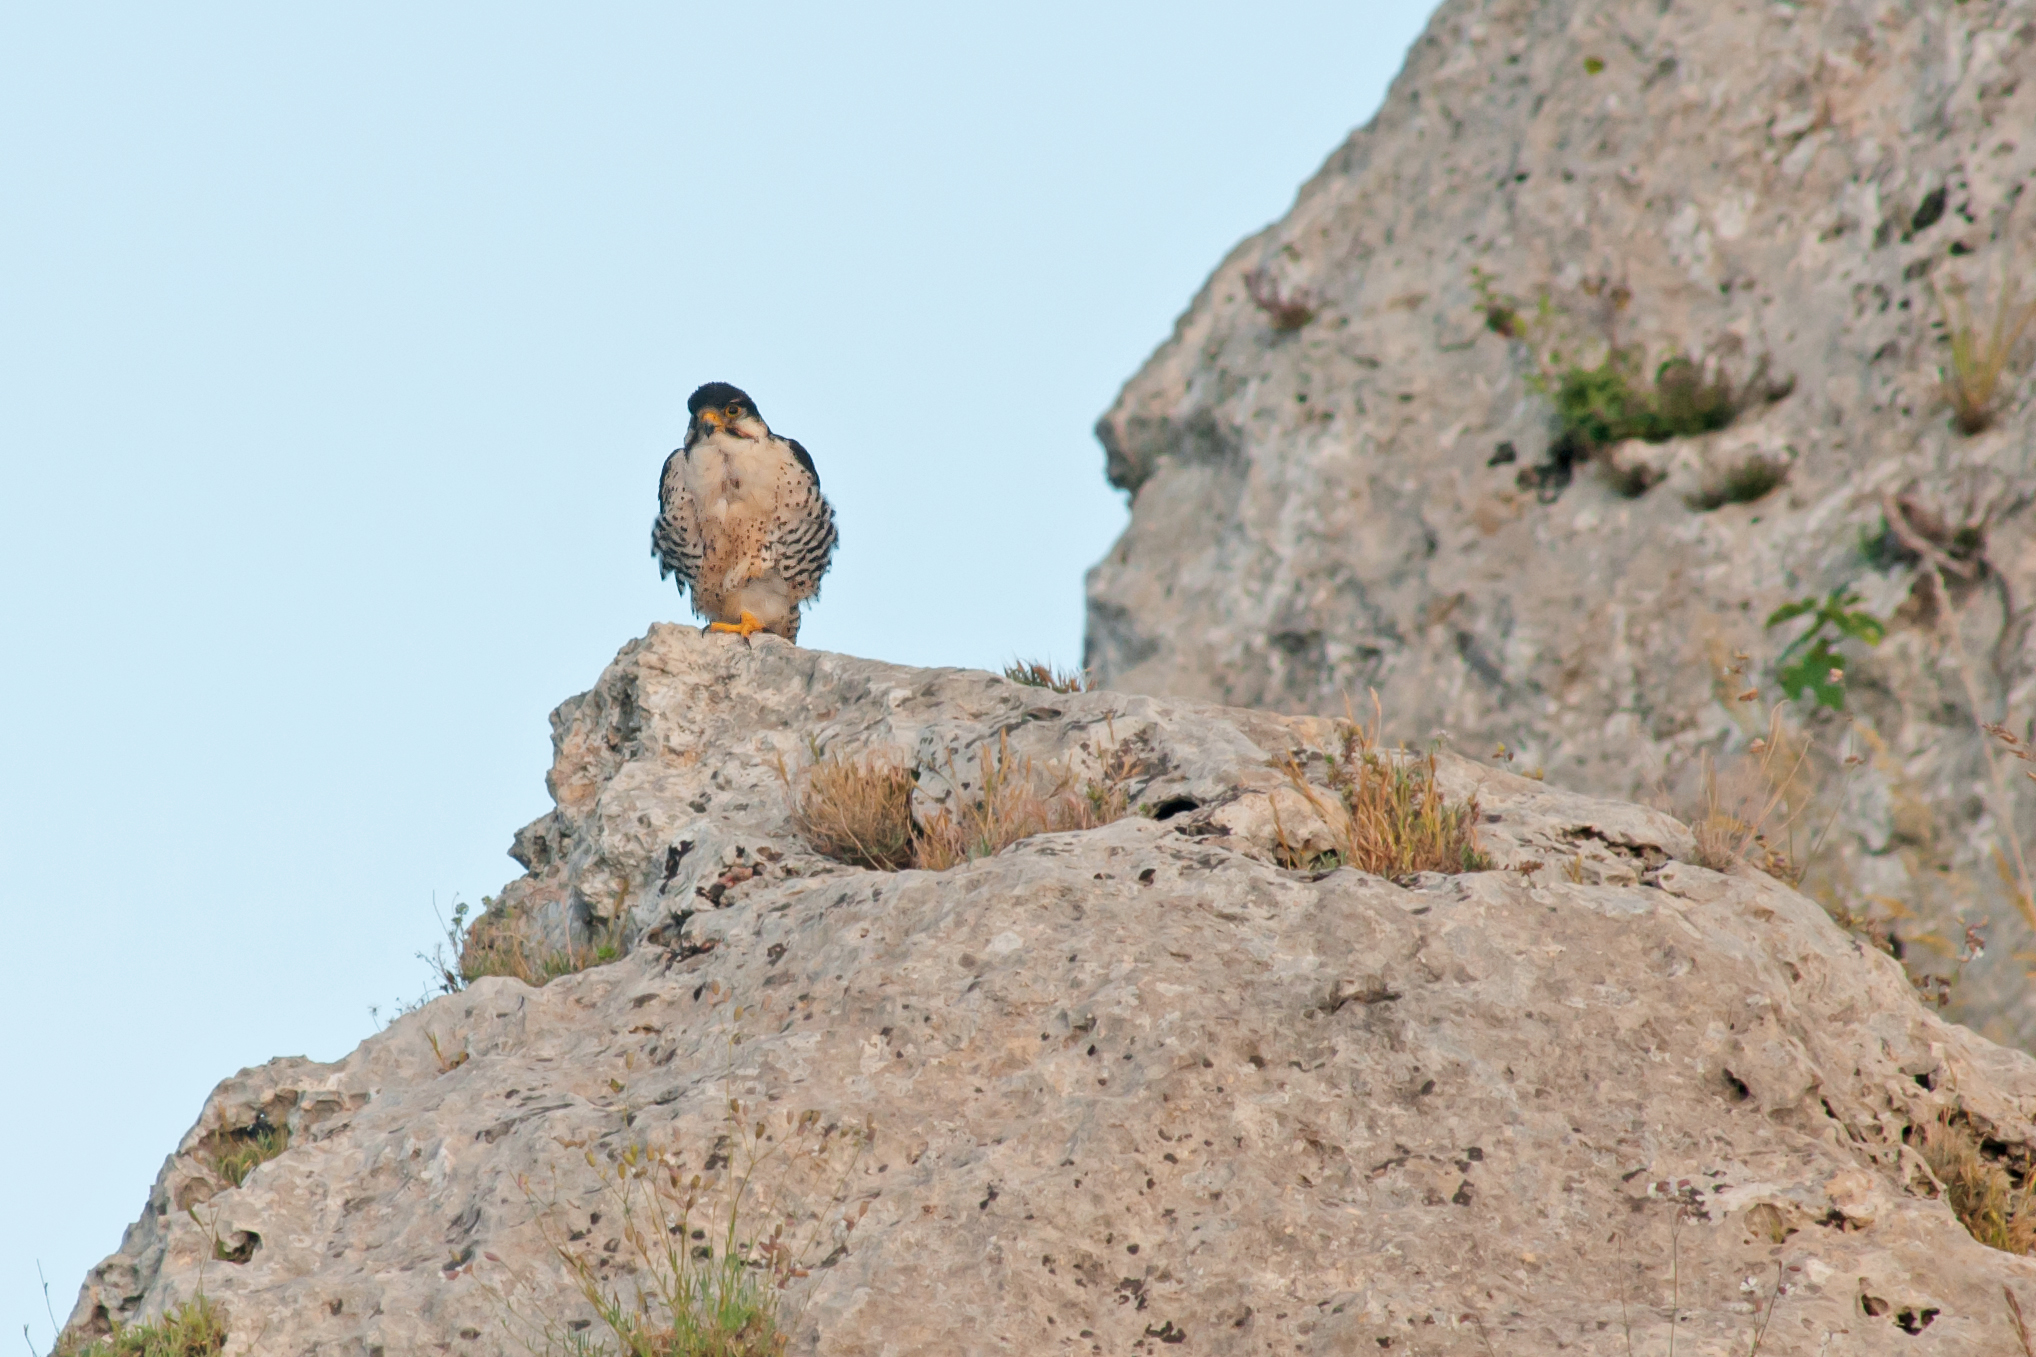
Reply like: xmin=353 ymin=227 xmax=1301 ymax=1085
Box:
xmin=1084 ymin=0 xmax=2036 ymax=1042
xmin=63 ymin=629 xmax=2036 ymax=1354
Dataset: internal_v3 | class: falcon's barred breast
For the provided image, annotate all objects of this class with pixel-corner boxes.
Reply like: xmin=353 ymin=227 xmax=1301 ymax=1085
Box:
xmin=652 ymin=382 xmax=838 ymax=642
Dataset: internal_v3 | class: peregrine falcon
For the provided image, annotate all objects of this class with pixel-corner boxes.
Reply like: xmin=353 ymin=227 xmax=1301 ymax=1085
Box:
xmin=652 ymin=382 xmax=838 ymax=641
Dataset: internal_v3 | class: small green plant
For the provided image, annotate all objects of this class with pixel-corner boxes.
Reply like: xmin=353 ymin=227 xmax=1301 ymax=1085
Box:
xmin=1003 ymin=659 xmax=1088 ymax=693
xmin=1934 ymin=270 xmax=2036 ymax=435
xmin=526 ymin=1105 xmax=871 ymax=1357
xmin=1765 ymin=589 xmax=1885 ymax=711
xmin=207 ymin=1113 xmax=289 ymax=1188
xmin=1473 ymin=272 xmax=1786 ymax=502
xmin=1276 ymin=697 xmax=1489 ymax=877
xmin=55 ymin=1297 xmax=227 ymax=1357
xmin=1536 ymin=348 xmax=1738 ymax=451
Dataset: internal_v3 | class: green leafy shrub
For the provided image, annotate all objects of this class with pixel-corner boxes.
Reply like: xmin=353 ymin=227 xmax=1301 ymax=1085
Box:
xmin=1765 ymin=589 xmax=1885 ymax=710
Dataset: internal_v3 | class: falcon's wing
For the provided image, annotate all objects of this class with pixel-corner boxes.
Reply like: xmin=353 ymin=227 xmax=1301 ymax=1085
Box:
xmin=651 ymin=448 xmax=703 ymax=590
xmin=768 ymin=437 xmax=838 ymax=600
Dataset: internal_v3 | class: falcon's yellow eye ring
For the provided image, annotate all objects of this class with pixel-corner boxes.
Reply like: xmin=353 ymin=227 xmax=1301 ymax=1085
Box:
xmin=724 ymin=403 xmax=741 ymax=417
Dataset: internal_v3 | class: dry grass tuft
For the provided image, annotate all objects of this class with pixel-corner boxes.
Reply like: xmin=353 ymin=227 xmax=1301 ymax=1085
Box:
xmin=1680 ymin=708 xmax=1817 ymax=880
xmin=1003 ymin=660 xmax=1089 ymax=694
xmin=1278 ymin=699 xmax=1488 ymax=877
xmin=457 ymin=902 xmax=625 ymax=990
xmin=1935 ymin=270 xmax=2036 ymax=435
xmin=2009 ymin=1286 xmax=2035 ymax=1357
xmin=56 ymin=1297 xmax=227 ymax=1357
xmin=1917 ymin=1112 xmax=2036 ymax=1254
xmin=783 ymin=735 xmax=1138 ymax=873
xmin=913 ymin=734 xmax=1133 ymax=871
xmin=785 ymin=751 xmax=918 ymax=870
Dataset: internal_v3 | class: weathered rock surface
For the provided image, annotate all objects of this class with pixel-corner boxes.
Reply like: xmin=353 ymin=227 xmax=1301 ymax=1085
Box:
xmin=1084 ymin=0 xmax=2036 ymax=1042
xmin=63 ymin=629 xmax=2036 ymax=1354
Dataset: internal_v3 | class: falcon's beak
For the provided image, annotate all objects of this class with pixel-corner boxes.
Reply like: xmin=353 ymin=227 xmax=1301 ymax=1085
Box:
xmin=699 ymin=408 xmax=725 ymax=430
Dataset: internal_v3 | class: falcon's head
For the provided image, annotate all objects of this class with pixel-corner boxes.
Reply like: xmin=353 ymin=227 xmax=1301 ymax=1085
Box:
xmin=686 ymin=382 xmax=768 ymax=445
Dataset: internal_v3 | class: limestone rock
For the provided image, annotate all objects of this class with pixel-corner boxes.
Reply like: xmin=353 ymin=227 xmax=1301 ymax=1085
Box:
xmin=1083 ymin=0 xmax=2036 ymax=1042
xmin=61 ymin=629 xmax=2036 ymax=1354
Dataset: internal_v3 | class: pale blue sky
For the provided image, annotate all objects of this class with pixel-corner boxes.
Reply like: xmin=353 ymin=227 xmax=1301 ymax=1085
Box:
xmin=0 ymin=2 xmax=1435 ymax=1343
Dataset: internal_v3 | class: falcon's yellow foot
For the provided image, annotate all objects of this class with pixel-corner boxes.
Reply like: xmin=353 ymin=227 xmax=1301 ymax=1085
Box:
xmin=706 ymin=610 xmax=767 ymax=639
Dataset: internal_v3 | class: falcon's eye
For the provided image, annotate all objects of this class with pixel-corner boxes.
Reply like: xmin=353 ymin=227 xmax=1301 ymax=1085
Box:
xmin=724 ymin=403 xmax=741 ymax=417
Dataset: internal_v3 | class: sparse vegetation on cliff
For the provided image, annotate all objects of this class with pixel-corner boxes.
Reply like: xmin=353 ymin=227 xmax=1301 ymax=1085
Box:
xmin=1279 ymin=703 xmax=1488 ymax=876
xmin=1473 ymin=272 xmax=1744 ymax=450
xmin=1934 ymin=270 xmax=2035 ymax=435
xmin=782 ymin=734 xmax=1138 ymax=873
xmin=1003 ymin=659 xmax=1089 ymax=693
xmin=1684 ymin=453 xmax=1790 ymax=511
xmin=203 ymin=1114 xmax=289 ymax=1189
xmin=438 ymin=897 xmax=626 ymax=993
xmin=1539 ymin=348 xmax=1739 ymax=453
xmin=1917 ymin=1112 xmax=2036 ymax=1255
xmin=913 ymin=735 xmax=1134 ymax=870
xmin=56 ymin=1297 xmax=226 ymax=1357
xmin=1471 ymin=270 xmax=1790 ymax=502
xmin=787 ymin=752 xmax=918 ymax=871
xmin=520 ymin=1106 xmax=869 ymax=1357
xmin=1682 ymin=712 xmax=1815 ymax=880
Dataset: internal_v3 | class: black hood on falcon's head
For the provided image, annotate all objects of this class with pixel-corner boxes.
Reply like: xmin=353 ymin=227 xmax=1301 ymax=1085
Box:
xmin=687 ymin=382 xmax=759 ymax=420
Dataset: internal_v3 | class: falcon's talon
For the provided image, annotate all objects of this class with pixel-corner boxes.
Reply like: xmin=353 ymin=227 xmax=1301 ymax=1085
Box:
xmin=706 ymin=610 xmax=767 ymax=639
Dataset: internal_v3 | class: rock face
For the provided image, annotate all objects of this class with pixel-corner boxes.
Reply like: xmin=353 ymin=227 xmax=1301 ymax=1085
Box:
xmin=1084 ymin=0 xmax=2036 ymax=1043
xmin=63 ymin=629 xmax=2036 ymax=1354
